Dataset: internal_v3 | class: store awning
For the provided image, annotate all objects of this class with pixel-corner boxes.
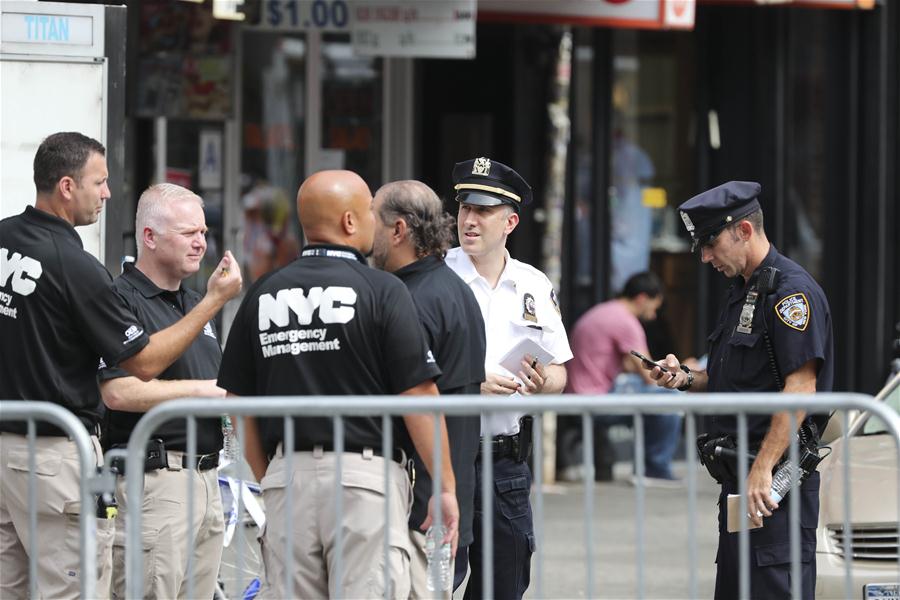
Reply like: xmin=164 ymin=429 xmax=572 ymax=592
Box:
xmin=478 ymin=0 xmax=873 ymax=31
xmin=478 ymin=0 xmax=697 ymax=30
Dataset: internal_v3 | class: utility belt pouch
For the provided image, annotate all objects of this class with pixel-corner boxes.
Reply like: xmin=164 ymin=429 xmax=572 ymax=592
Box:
xmin=696 ymin=434 xmax=740 ymax=485
xmin=145 ymin=438 xmax=168 ymax=470
xmin=516 ymin=415 xmax=534 ymax=463
xmin=110 ymin=438 xmax=168 ymax=475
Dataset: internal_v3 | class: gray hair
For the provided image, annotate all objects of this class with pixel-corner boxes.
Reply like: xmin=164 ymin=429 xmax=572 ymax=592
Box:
xmin=375 ymin=180 xmax=455 ymax=259
xmin=134 ymin=183 xmax=203 ymax=257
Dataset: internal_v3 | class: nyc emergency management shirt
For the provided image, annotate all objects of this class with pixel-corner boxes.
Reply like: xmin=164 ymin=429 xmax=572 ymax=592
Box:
xmin=0 ymin=207 xmax=150 ymax=435
xmin=445 ymin=247 xmax=573 ymax=437
xmin=217 ymin=244 xmax=441 ymax=451
xmin=98 ymin=263 xmax=223 ymax=454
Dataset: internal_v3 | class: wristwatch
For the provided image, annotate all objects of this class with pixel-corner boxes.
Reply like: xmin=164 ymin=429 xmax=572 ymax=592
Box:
xmin=677 ymin=364 xmax=694 ymax=392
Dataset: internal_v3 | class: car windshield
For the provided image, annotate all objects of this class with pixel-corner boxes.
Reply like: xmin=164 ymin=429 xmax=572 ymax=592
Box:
xmin=861 ymin=371 xmax=900 ymax=436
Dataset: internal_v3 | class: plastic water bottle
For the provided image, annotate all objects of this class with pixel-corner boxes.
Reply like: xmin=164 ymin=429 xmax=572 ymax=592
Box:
xmin=425 ymin=525 xmax=451 ymax=591
xmin=769 ymin=460 xmax=797 ymax=504
xmin=222 ymin=415 xmax=241 ymax=463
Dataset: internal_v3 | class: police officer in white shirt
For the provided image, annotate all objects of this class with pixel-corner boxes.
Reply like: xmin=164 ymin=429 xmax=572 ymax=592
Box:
xmin=445 ymin=157 xmax=573 ymax=600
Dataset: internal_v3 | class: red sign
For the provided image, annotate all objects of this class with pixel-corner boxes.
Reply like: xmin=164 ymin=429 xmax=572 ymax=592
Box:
xmin=478 ymin=0 xmax=696 ymax=30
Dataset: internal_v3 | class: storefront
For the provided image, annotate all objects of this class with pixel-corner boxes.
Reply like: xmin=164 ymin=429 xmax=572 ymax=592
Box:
xmin=120 ymin=0 xmax=897 ymax=391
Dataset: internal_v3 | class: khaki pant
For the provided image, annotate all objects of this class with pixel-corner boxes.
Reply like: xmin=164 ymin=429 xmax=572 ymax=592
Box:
xmin=258 ymin=449 xmax=413 ymax=599
xmin=111 ymin=451 xmax=224 ymax=600
xmin=0 ymin=433 xmax=114 ymax=599
xmin=408 ymin=528 xmax=455 ymax=600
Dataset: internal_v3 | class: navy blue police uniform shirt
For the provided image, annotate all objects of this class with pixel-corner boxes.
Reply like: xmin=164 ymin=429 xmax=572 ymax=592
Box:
xmin=217 ymin=244 xmax=442 ymax=453
xmin=0 ymin=207 xmax=150 ymax=435
xmin=98 ymin=263 xmax=223 ymax=454
xmin=393 ymin=255 xmax=486 ymax=548
xmin=707 ymin=245 xmax=834 ymax=444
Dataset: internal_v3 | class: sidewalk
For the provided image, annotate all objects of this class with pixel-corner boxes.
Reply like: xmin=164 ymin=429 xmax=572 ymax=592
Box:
xmin=528 ymin=460 xmax=720 ymax=599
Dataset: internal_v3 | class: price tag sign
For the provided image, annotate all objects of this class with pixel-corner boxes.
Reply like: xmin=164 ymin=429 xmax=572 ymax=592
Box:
xmin=245 ymin=0 xmax=351 ymax=31
xmin=352 ymin=0 xmax=475 ymax=59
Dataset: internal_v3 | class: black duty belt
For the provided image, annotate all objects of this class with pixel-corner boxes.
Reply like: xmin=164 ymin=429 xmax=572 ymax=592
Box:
xmin=478 ymin=433 xmax=524 ymax=461
xmin=110 ymin=440 xmax=219 ymax=476
xmin=293 ymin=444 xmax=407 ymax=464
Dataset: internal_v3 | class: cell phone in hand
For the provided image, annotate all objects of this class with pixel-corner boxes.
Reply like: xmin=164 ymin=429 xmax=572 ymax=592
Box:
xmin=630 ymin=350 xmax=669 ymax=373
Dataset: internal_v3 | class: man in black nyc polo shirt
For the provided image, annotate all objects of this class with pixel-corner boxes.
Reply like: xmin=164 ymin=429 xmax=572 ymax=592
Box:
xmin=218 ymin=170 xmax=459 ymax=598
xmin=371 ymin=180 xmax=486 ymax=598
xmin=0 ymin=132 xmax=241 ymax=598
xmin=98 ymin=183 xmax=230 ymax=599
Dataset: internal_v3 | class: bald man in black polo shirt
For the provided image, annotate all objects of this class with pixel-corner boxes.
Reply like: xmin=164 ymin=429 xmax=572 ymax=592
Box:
xmin=99 ymin=183 xmax=232 ymax=599
xmin=218 ymin=170 xmax=459 ymax=598
xmin=371 ymin=180 xmax=485 ymax=598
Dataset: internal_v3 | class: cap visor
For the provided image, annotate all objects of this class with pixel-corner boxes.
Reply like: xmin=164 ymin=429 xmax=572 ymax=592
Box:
xmin=456 ymin=191 xmax=508 ymax=207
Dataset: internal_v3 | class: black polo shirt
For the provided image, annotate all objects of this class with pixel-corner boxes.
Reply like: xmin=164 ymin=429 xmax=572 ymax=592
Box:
xmin=217 ymin=244 xmax=441 ymax=453
xmin=98 ymin=263 xmax=223 ymax=454
xmin=0 ymin=206 xmax=150 ymax=435
xmin=394 ymin=255 xmax=485 ymax=547
xmin=707 ymin=245 xmax=834 ymax=444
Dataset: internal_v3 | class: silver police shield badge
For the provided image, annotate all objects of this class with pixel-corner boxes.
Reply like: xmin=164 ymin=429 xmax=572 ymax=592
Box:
xmin=775 ymin=293 xmax=810 ymax=331
xmin=680 ymin=211 xmax=695 ymax=233
xmin=472 ymin=157 xmax=491 ymax=176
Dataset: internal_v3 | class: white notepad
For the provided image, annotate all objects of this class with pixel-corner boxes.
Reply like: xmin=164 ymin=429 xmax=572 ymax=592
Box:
xmin=498 ymin=338 xmax=555 ymax=375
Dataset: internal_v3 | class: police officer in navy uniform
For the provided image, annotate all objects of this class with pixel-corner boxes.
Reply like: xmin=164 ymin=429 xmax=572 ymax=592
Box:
xmin=645 ymin=181 xmax=833 ymax=599
xmin=217 ymin=170 xmax=459 ymax=598
xmin=0 ymin=132 xmax=241 ymax=598
xmin=370 ymin=179 xmax=486 ymax=598
xmin=445 ymin=158 xmax=573 ymax=600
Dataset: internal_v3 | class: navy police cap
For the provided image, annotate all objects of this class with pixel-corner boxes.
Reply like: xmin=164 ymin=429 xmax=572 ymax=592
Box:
xmin=678 ymin=181 xmax=762 ymax=252
xmin=452 ymin=157 xmax=532 ymax=212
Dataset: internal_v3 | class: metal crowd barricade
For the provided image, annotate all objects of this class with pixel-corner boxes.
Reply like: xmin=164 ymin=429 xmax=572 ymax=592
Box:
xmin=124 ymin=392 xmax=900 ymax=599
xmin=0 ymin=400 xmax=111 ymax=599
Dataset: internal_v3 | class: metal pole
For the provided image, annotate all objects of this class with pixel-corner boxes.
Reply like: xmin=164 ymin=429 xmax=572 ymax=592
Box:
xmin=284 ymin=416 xmax=295 ymax=596
xmin=634 ymin=412 xmax=645 ymax=599
xmin=382 ymin=415 xmax=392 ymax=599
xmin=685 ymin=413 xmax=698 ymax=599
xmin=736 ymin=413 xmax=749 ymax=600
xmin=841 ymin=409 xmax=854 ymax=600
xmin=788 ymin=413 xmax=800 ymax=599
xmin=185 ymin=416 xmax=197 ymax=600
xmin=533 ymin=412 xmax=545 ymax=599
xmin=481 ymin=412 xmax=494 ymax=600
xmin=27 ymin=419 xmax=38 ymax=600
xmin=582 ymin=412 xmax=594 ymax=597
xmin=333 ymin=416 xmax=344 ymax=598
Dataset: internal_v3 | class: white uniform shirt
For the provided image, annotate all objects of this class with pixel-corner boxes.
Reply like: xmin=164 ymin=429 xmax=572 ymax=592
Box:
xmin=446 ymin=247 xmax=573 ymax=436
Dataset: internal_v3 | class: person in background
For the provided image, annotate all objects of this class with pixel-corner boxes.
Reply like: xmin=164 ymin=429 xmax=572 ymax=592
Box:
xmin=565 ymin=271 xmax=683 ymax=485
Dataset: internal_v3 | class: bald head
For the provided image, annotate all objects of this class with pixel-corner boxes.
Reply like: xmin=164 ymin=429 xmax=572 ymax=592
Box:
xmin=297 ymin=170 xmax=375 ymax=254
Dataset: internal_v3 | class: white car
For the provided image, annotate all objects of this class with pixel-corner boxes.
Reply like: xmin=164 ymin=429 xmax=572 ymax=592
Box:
xmin=816 ymin=371 xmax=900 ymax=599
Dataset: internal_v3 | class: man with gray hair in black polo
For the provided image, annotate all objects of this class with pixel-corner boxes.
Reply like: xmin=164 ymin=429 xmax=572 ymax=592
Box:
xmin=371 ymin=180 xmax=486 ymax=597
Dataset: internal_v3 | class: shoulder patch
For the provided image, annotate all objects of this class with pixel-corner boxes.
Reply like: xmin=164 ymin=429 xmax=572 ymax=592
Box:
xmin=775 ymin=292 xmax=810 ymax=331
xmin=550 ymin=289 xmax=561 ymax=315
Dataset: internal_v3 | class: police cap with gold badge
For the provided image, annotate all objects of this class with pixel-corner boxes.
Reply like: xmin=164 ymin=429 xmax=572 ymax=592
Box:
xmin=452 ymin=157 xmax=533 ymax=213
xmin=678 ymin=181 xmax=762 ymax=252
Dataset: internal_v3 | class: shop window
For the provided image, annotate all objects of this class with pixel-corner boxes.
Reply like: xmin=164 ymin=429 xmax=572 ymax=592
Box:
xmin=785 ymin=11 xmax=827 ymax=281
xmin=321 ymin=34 xmax=383 ymax=190
xmin=240 ymin=32 xmax=306 ymax=284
